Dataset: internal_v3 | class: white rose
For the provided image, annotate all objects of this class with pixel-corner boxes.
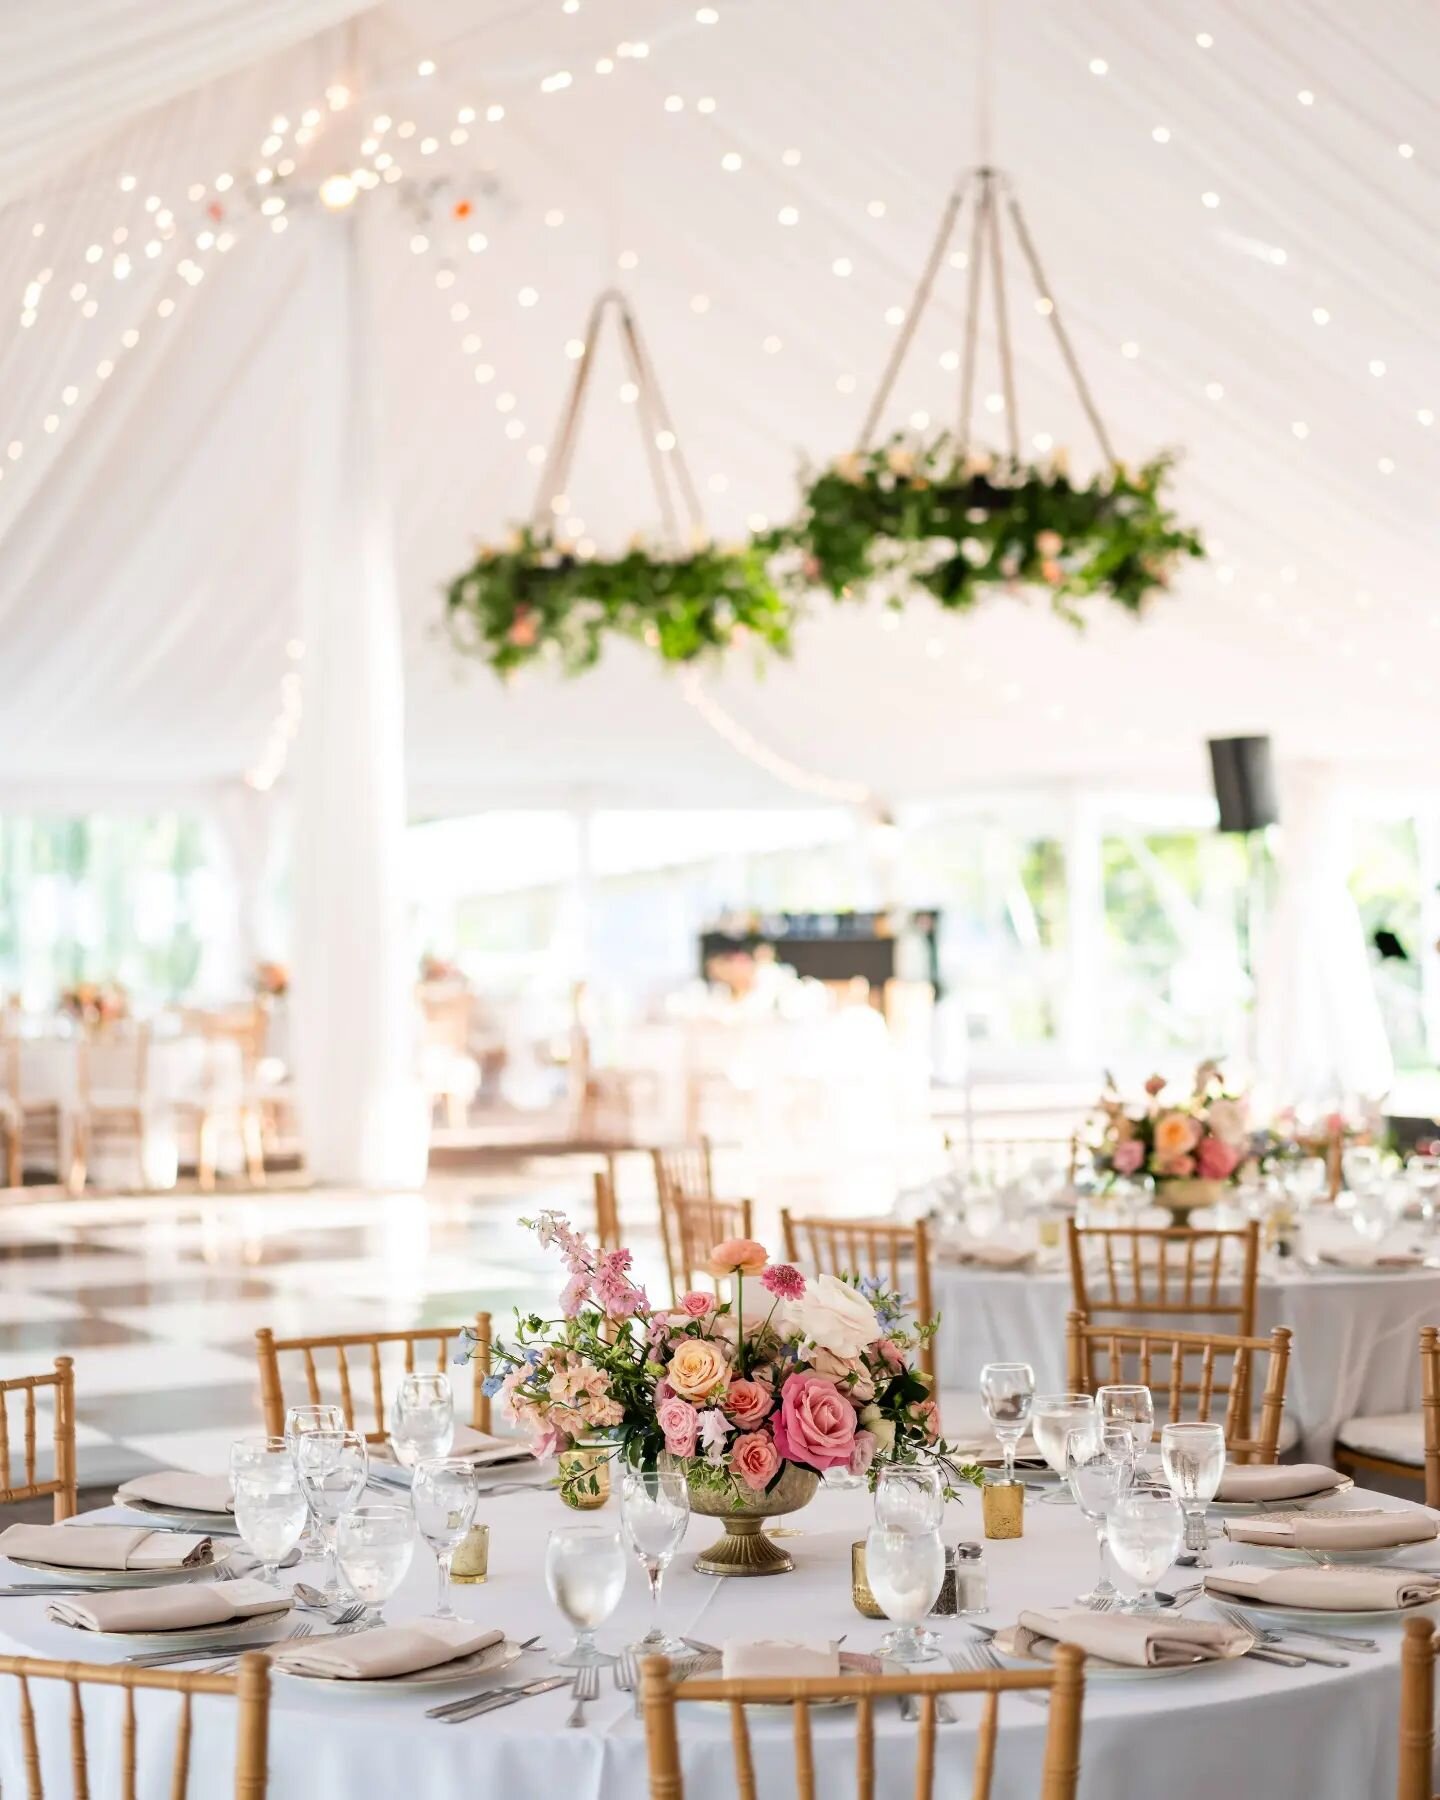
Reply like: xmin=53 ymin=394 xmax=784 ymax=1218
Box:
xmin=788 ymin=1273 xmax=882 ymax=1361
xmin=1207 ymin=1098 xmax=1249 ymax=1149
xmin=859 ymin=1404 xmax=895 ymax=1454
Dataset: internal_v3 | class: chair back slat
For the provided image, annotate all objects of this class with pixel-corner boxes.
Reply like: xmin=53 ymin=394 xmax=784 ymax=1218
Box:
xmin=780 ymin=1212 xmax=935 ymax=1390
xmin=70 ymin=1679 xmax=91 ymax=1800
xmin=255 ymin=1319 xmax=493 ymax=1443
xmin=1398 ymin=1616 xmax=1437 ymax=1800
xmin=975 ymin=1690 xmax=999 ymax=1799
xmin=793 ymin=1698 xmax=815 ymax=1799
xmin=855 ymin=1695 xmax=875 ymax=1800
xmin=122 ymin=1686 xmax=137 ymax=1800
xmin=728 ymin=1698 xmax=756 ymax=1800
xmin=0 ymin=1359 xmax=76 ymax=1520
xmin=19 ymin=1672 xmax=41 ymax=1797
xmin=1422 ymin=1326 xmax=1440 ymax=1511
xmin=593 ymin=1163 xmax=622 ymax=1250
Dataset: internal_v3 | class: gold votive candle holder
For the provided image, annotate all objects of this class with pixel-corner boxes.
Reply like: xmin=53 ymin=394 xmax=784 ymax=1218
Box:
xmin=982 ymin=1480 xmax=1024 ymax=1540
xmin=558 ymin=1442 xmax=611 ymax=1510
xmin=850 ymin=1541 xmax=886 ymax=1619
xmin=450 ymin=1523 xmax=490 ymax=1584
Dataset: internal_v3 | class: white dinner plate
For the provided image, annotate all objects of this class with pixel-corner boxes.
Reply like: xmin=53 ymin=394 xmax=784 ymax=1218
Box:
xmin=1210 ymin=1478 xmax=1354 ymax=1516
xmin=112 ymin=1495 xmax=240 ymax=1535
xmin=274 ymin=1635 xmax=524 ymax=1689
xmin=8 ymin=1541 xmax=233 ymax=1588
xmin=990 ymin=1623 xmax=1257 ymax=1680
xmin=1212 ymin=1588 xmax=1440 ymax=1626
xmin=1249 ymin=1543 xmax=1406 ymax=1567
xmin=65 ymin=1606 xmax=295 ymax=1649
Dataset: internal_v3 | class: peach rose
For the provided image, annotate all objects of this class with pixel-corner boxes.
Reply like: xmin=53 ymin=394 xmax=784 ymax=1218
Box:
xmin=730 ymin=1430 xmax=781 ymax=1492
xmin=1154 ymin=1152 xmax=1196 ymax=1178
xmin=1153 ymin=1112 xmax=1200 ymax=1157
xmin=667 ymin=1337 xmax=730 ymax=1402
xmin=724 ymin=1378 xmax=774 ymax=1429
xmin=705 ymin=1238 xmax=768 ymax=1278
xmin=1112 ymin=1138 xmax=1145 ymax=1176
xmin=808 ymin=1345 xmax=876 ymax=1405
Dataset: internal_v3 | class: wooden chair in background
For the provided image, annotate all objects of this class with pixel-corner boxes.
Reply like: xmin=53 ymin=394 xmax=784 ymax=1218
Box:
xmin=1334 ymin=1324 xmax=1440 ymax=1507
xmin=0 ymin=1652 xmax=270 ymax=1798
xmin=640 ymin=1646 xmax=1085 ymax=1800
xmin=3 ymin=1036 xmax=84 ymax=1193
xmin=652 ymin=1141 xmax=715 ymax=1206
xmin=780 ymin=1212 xmax=936 ymax=1390
xmin=256 ymin=1316 xmax=492 ymax=1443
xmin=659 ymin=1193 xmax=754 ymax=1301
xmin=946 ymin=1133 xmax=1080 ymax=1187
xmin=1399 ymin=1615 xmax=1439 ymax=1800
xmin=76 ymin=1023 xmax=153 ymax=1189
xmin=1067 ymin=1220 xmax=1260 ymax=1336
xmin=1065 ymin=1312 xmax=1291 ymax=1465
xmin=0 ymin=1358 xmax=76 ymax=1520
xmin=594 ymin=1159 xmax=622 ymax=1251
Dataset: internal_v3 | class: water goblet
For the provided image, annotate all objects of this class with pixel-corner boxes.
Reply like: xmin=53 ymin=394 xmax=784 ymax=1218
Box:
xmin=1030 ymin=1394 xmax=1098 ymax=1502
xmin=1106 ymin=1484 xmax=1184 ymax=1613
xmin=874 ymin=1463 xmax=944 ymax=1533
xmin=284 ymin=1404 xmax=345 ymax=1555
xmin=336 ymin=1503 xmax=414 ymax=1623
xmin=1284 ymin=1156 xmax=1329 ymax=1211
xmin=412 ymin=1457 xmax=480 ymax=1621
xmin=293 ymin=1428 xmax=368 ymax=1598
xmin=545 ymin=1524 xmax=627 ymax=1668
xmin=1342 ymin=1144 xmax=1382 ymax=1198
xmin=1159 ymin=1421 xmax=1226 ymax=1566
xmin=865 ymin=1525 xmax=945 ymax=1664
xmin=1095 ymin=1384 xmax=1155 ymax=1458
xmin=979 ymin=1361 xmax=1035 ymax=1486
xmin=229 ymin=1437 xmax=307 ymax=1585
xmin=391 ymin=1373 xmax=455 ymax=1470
xmin=619 ymin=1464 xmax=691 ymax=1658
xmin=1065 ymin=1425 xmax=1134 ymax=1607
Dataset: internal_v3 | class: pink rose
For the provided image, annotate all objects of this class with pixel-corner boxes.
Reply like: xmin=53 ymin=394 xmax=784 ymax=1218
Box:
xmin=771 ymin=1372 xmax=857 ymax=1472
xmin=848 ymin=1429 xmax=878 ymax=1479
xmin=730 ymin=1430 xmax=781 ymax=1492
xmin=1111 ymin=1138 xmax=1145 ymax=1176
xmin=705 ymin=1238 xmax=768 ymax=1278
xmin=1195 ymin=1136 xmax=1239 ymax=1180
xmin=724 ymin=1377 xmax=774 ymax=1430
xmin=1154 ymin=1152 xmax=1196 ymax=1178
xmin=1144 ymin=1074 xmax=1166 ymax=1097
xmin=657 ymin=1395 xmax=698 ymax=1459
xmin=875 ymin=1338 xmax=905 ymax=1373
xmin=677 ymin=1291 xmax=716 ymax=1319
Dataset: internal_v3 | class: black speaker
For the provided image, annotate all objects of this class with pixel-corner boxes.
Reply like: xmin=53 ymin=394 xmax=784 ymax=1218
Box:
xmin=1207 ymin=736 xmax=1278 ymax=833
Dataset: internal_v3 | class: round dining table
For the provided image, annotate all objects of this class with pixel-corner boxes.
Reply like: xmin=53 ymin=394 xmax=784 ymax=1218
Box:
xmin=0 ymin=1478 xmax=1428 ymax=1798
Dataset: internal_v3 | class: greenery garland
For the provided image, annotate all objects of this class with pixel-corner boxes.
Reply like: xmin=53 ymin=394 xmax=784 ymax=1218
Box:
xmin=444 ymin=526 xmax=793 ymax=675
xmin=768 ymin=437 xmax=1205 ymax=625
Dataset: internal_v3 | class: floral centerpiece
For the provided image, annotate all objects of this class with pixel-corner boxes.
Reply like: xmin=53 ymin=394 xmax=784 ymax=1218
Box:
xmin=468 ymin=1214 xmax=979 ymax=1575
xmin=1090 ymin=1062 xmax=1256 ymax=1218
xmin=58 ymin=981 xmax=128 ymax=1028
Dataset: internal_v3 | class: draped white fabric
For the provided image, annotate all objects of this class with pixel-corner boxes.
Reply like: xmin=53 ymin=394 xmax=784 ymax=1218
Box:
xmin=291 ymin=211 xmax=426 ymax=1187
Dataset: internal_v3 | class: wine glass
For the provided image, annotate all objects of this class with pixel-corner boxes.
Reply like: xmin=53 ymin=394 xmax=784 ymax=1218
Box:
xmin=1284 ymin=1156 xmax=1329 ymax=1211
xmin=412 ymin=1457 xmax=480 ymax=1621
xmin=336 ymin=1503 xmax=414 ymax=1623
xmin=1030 ymin=1394 xmax=1097 ymax=1502
xmin=1106 ymin=1485 xmax=1184 ymax=1614
xmin=1159 ymin=1421 xmax=1226 ymax=1567
xmin=620 ymin=1465 xmax=691 ymax=1658
xmin=979 ymin=1361 xmax=1035 ymax=1486
xmin=391 ymin=1373 xmax=455 ymax=1470
xmin=229 ymin=1437 xmax=307 ymax=1585
xmin=1065 ymin=1425 xmax=1134 ymax=1607
xmin=284 ymin=1404 xmax=345 ymax=1555
xmin=545 ymin=1524 xmax=627 ymax=1668
xmin=1408 ymin=1155 xmax=1440 ymax=1233
xmin=1095 ymin=1384 xmax=1155 ymax=1458
xmin=1343 ymin=1144 xmax=1381 ymax=1198
xmin=864 ymin=1525 xmax=945 ymax=1664
xmin=293 ymin=1428 xmax=368 ymax=1598
xmin=874 ymin=1464 xmax=944 ymax=1533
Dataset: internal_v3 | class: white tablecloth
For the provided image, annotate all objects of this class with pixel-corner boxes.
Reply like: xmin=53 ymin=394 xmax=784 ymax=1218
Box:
xmin=933 ymin=1240 xmax=1440 ymax=1459
xmin=0 ymin=1486 xmax=1428 ymax=1798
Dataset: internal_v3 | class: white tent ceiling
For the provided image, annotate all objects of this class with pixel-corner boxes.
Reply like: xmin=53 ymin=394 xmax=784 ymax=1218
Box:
xmin=2 ymin=0 xmax=1439 ymax=812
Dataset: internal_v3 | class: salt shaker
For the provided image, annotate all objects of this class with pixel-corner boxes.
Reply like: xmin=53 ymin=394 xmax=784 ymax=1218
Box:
xmin=953 ymin=1541 xmax=988 ymax=1614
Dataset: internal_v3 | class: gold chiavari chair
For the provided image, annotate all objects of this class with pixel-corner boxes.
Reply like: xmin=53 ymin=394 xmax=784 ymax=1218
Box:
xmin=660 ymin=1194 xmax=754 ymax=1301
xmin=640 ymin=1646 xmax=1086 ymax=1800
xmin=652 ymin=1141 xmax=715 ymax=1206
xmin=1334 ymin=1325 xmax=1440 ymax=1506
xmin=3 ymin=1036 xmax=84 ymax=1194
xmin=256 ymin=1316 xmax=492 ymax=1444
xmin=780 ymin=1213 xmax=936 ymax=1391
xmin=0 ymin=1651 xmax=270 ymax=1798
xmin=76 ymin=1023 xmax=153 ymax=1190
xmin=1067 ymin=1219 xmax=1261 ymax=1337
xmin=1399 ymin=1616 xmax=1439 ymax=1800
xmin=594 ymin=1159 xmax=622 ymax=1251
xmin=1065 ymin=1312 xmax=1291 ymax=1465
xmin=0 ymin=1358 xmax=76 ymax=1521
xmin=945 ymin=1132 xmax=1080 ymax=1186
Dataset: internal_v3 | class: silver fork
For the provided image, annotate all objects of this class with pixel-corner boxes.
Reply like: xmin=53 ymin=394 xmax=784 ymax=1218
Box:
xmin=566 ymin=1661 xmax=600 ymax=1728
xmin=126 ymin=1620 xmax=316 ymax=1668
xmin=952 ymin=1640 xmax=1049 ymax=1709
xmin=1208 ymin=1601 xmax=1353 ymax=1666
xmin=208 ymin=1620 xmax=369 ymax=1676
xmin=1203 ymin=1599 xmax=1376 ymax=1653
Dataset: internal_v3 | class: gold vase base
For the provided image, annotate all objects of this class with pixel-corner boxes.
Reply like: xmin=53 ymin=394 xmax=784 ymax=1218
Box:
xmin=694 ymin=1516 xmax=796 ymax=1577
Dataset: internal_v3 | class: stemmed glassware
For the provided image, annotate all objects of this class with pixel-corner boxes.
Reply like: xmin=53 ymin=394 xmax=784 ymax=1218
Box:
xmin=865 ymin=1524 xmax=946 ymax=1664
xmin=874 ymin=1464 xmax=945 ymax=1533
xmin=336 ymin=1503 xmax=414 ymax=1623
xmin=546 ymin=1524 xmax=627 ymax=1668
xmin=1159 ymin=1421 xmax=1227 ymax=1566
xmin=391 ymin=1373 xmax=456 ymax=1469
xmin=619 ymin=1464 xmax=691 ymax=1658
xmin=284 ymin=1404 xmax=345 ymax=1556
xmin=412 ymin=1457 xmax=480 ymax=1621
xmin=229 ymin=1437 xmax=307 ymax=1585
xmin=293 ymin=1428 xmax=369 ymax=1598
xmin=979 ymin=1361 xmax=1035 ymax=1486
xmin=1065 ymin=1425 xmax=1135 ymax=1607
xmin=1106 ymin=1485 xmax=1184 ymax=1614
xmin=1408 ymin=1155 xmax=1440 ymax=1234
xmin=1095 ymin=1385 xmax=1155 ymax=1458
xmin=1030 ymin=1394 xmax=1098 ymax=1502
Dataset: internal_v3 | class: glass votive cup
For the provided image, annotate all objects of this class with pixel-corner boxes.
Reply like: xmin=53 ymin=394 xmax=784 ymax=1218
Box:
xmin=450 ymin=1522 xmax=490 ymax=1584
xmin=558 ymin=1443 xmax=611 ymax=1510
xmin=849 ymin=1540 xmax=886 ymax=1619
xmin=982 ymin=1480 xmax=1024 ymax=1540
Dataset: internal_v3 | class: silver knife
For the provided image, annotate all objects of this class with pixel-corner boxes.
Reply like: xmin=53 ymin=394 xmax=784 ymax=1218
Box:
xmin=436 ymin=1676 xmax=571 ymax=1722
xmin=1243 ymin=1645 xmax=1307 ymax=1668
xmin=1263 ymin=1642 xmax=1350 ymax=1669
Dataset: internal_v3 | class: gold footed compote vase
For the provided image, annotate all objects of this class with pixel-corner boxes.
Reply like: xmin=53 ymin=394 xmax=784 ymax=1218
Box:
xmin=1156 ymin=1177 xmax=1226 ymax=1224
xmin=688 ymin=1465 xmax=819 ymax=1576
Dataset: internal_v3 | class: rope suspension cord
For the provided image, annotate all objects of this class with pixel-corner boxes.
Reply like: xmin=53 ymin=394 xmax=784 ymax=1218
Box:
xmin=955 ymin=172 xmax=990 ymax=453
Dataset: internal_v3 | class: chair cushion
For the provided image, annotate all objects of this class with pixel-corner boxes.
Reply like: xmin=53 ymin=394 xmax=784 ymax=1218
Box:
xmin=1334 ymin=1412 xmax=1424 ymax=1467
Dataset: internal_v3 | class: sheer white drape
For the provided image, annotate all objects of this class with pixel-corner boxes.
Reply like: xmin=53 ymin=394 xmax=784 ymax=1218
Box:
xmin=1254 ymin=763 xmax=1393 ymax=1114
xmin=291 ymin=210 xmax=426 ymax=1187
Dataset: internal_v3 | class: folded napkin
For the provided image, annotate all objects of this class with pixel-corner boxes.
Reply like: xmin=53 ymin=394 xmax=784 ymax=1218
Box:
xmin=1318 ymin=1245 xmax=1424 ymax=1271
xmin=0 ymin=1524 xmax=212 ymax=1571
xmin=47 ymin=1578 xmax=290 ymax=1634
xmin=1224 ymin=1508 xmax=1438 ymax=1551
xmin=1011 ymin=1606 xmax=1253 ymax=1669
xmin=941 ymin=1239 xmax=1035 ymax=1272
xmin=721 ymin=1639 xmax=841 ymax=1679
xmin=1214 ymin=1463 xmax=1343 ymax=1504
xmin=273 ymin=1619 xmax=503 ymax=1680
xmin=377 ymin=1424 xmax=532 ymax=1477
xmin=115 ymin=1472 xmax=234 ymax=1514
xmin=1206 ymin=1563 xmax=1440 ymax=1611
